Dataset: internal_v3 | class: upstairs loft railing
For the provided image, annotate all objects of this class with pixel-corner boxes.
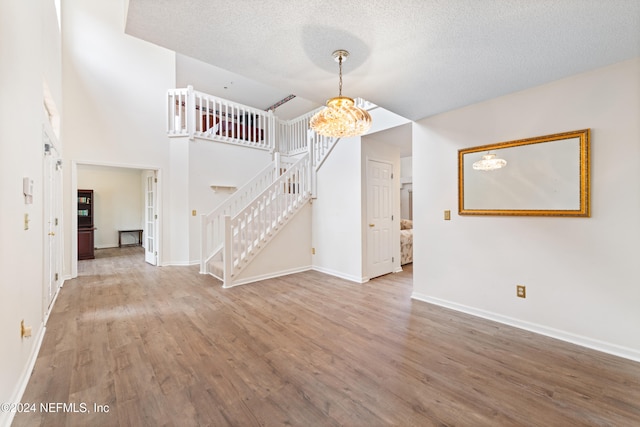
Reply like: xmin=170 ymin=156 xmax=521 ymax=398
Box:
xmin=168 ymin=86 xmax=276 ymax=151
xmin=167 ymin=87 xmax=376 ymax=172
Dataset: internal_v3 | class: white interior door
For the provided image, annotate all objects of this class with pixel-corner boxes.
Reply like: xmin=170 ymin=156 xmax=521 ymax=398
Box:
xmin=43 ymin=131 xmax=63 ymax=318
xmin=144 ymin=171 xmax=158 ymax=265
xmin=367 ymin=159 xmax=394 ymax=279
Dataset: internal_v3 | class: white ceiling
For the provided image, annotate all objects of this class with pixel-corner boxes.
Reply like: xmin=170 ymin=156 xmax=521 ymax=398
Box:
xmin=125 ymin=0 xmax=640 ymax=156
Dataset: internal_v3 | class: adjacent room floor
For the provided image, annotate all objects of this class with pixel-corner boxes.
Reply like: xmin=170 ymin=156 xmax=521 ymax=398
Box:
xmin=13 ymin=247 xmax=640 ymax=426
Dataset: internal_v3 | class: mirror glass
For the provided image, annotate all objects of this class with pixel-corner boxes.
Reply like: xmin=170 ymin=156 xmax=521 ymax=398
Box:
xmin=458 ymin=129 xmax=590 ymax=216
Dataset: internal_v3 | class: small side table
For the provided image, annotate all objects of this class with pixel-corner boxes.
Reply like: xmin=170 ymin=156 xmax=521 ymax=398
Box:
xmin=118 ymin=229 xmax=143 ymax=247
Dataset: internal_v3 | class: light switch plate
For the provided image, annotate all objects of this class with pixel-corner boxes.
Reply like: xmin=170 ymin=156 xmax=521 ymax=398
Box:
xmin=444 ymin=210 xmax=451 ymax=220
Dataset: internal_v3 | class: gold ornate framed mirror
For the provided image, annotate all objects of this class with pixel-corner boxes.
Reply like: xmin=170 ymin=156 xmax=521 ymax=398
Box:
xmin=458 ymin=129 xmax=590 ymax=216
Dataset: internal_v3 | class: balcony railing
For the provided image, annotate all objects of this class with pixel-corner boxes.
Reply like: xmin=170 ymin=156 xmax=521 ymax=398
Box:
xmin=168 ymin=86 xmax=276 ymax=151
xmin=166 ymin=87 xmax=370 ymax=167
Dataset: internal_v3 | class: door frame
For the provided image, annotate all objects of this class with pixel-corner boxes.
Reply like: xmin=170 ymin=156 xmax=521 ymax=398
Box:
xmin=364 ymin=156 xmax=398 ymax=280
xmin=42 ymin=126 xmax=63 ymax=322
xmin=144 ymin=170 xmax=158 ymax=265
xmin=70 ymin=161 xmax=163 ymax=278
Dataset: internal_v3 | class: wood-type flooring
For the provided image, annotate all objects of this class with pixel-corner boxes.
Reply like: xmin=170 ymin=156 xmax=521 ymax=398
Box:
xmin=13 ymin=247 xmax=640 ymax=426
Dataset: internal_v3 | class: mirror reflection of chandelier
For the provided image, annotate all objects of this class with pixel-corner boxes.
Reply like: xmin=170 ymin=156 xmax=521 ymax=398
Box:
xmin=473 ymin=152 xmax=507 ymax=171
xmin=309 ymin=50 xmax=372 ymax=138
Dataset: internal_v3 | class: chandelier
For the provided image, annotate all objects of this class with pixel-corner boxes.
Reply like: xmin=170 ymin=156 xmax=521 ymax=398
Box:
xmin=309 ymin=50 xmax=372 ymax=138
xmin=473 ymin=152 xmax=507 ymax=171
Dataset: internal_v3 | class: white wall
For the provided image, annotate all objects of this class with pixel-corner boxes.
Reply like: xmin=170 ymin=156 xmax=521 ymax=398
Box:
xmin=412 ymin=58 xmax=640 ymax=361
xmin=77 ymin=165 xmax=144 ymax=248
xmin=0 ymin=1 xmax=61 ymax=424
xmin=62 ymin=0 xmax=177 ymax=272
xmin=312 ymin=137 xmax=364 ymax=282
xmin=400 ymin=156 xmax=412 ymax=219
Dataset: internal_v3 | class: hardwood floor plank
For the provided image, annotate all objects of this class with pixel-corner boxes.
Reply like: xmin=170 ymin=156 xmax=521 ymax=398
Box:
xmin=12 ymin=248 xmax=640 ymax=426
xmin=264 ymin=347 xmax=386 ymax=426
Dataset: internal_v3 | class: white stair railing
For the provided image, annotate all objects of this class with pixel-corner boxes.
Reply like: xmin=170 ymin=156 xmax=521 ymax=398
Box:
xmin=199 ymin=162 xmax=275 ymax=274
xmin=222 ymin=154 xmax=311 ymax=287
xmin=168 ymin=86 xmax=276 ymax=151
xmin=200 ymin=154 xmax=299 ymax=274
xmin=277 ymin=107 xmax=340 ymax=173
xmin=278 ymin=110 xmax=319 ymax=155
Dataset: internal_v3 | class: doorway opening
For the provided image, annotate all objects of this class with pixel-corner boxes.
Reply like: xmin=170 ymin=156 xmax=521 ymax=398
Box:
xmin=71 ymin=162 xmax=161 ymax=277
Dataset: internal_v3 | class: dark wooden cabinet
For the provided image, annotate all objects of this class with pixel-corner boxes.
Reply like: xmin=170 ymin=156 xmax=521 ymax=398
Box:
xmin=78 ymin=228 xmax=95 ymax=260
xmin=78 ymin=189 xmax=95 ymax=260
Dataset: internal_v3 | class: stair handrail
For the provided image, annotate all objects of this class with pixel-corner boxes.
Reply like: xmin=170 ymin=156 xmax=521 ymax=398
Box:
xmin=222 ymin=153 xmax=311 ymax=286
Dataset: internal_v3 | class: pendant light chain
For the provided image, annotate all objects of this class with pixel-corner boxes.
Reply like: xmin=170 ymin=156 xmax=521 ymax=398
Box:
xmin=338 ymin=54 xmax=343 ymax=97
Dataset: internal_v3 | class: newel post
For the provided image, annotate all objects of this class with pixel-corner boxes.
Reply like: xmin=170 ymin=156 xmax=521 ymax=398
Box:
xmin=199 ymin=214 xmax=207 ymax=274
xmin=187 ymin=85 xmax=195 ymax=140
xmin=223 ymin=215 xmax=232 ymax=288
xmin=274 ymin=152 xmax=281 ymax=177
xmin=307 ymin=129 xmax=317 ymax=198
xmin=268 ymin=110 xmax=277 ymax=153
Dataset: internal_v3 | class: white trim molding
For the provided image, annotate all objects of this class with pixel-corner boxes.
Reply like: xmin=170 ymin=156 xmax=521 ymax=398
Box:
xmin=312 ymin=266 xmax=368 ymax=284
xmin=412 ymin=292 xmax=640 ymax=363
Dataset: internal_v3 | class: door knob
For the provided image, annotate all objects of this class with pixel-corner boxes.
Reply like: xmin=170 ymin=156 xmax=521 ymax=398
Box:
xmin=48 ymin=232 xmax=55 ymax=236
xmin=369 ymin=223 xmax=375 ymax=227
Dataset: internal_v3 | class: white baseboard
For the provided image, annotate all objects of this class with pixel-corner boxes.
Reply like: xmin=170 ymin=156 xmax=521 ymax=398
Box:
xmin=161 ymin=261 xmax=197 ymax=267
xmin=0 ymin=325 xmax=46 ymax=427
xmin=95 ymin=244 xmax=118 ymax=249
xmin=225 ymin=265 xmax=313 ymax=288
xmin=220 ymin=265 xmax=370 ymax=288
xmin=311 ymin=266 xmax=368 ymax=284
xmin=411 ymin=292 xmax=640 ymax=363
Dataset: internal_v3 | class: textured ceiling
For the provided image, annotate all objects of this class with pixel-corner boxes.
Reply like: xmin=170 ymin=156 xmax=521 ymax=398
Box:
xmin=125 ymin=0 xmax=640 ymax=123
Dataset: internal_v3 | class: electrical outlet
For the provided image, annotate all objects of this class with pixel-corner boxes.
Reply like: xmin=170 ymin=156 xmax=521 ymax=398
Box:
xmin=311 ymin=247 xmax=315 ymax=255
xmin=517 ymin=285 xmax=526 ymax=298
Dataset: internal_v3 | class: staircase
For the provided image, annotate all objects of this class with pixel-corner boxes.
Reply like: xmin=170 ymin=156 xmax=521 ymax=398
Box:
xmin=200 ymin=153 xmax=310 ymax=286
xmin=168 ymin=86 xmax=370 ymax=287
